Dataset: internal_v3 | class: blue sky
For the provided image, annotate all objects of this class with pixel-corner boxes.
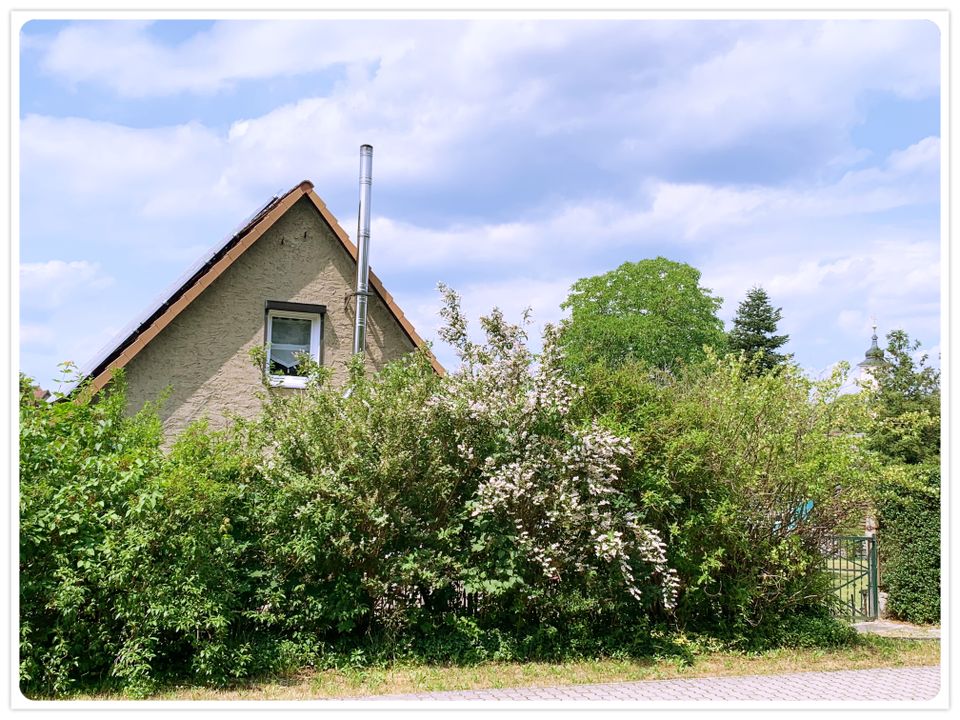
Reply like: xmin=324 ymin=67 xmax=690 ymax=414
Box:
xmin=18 ymin=18 xmax=941 ymax=389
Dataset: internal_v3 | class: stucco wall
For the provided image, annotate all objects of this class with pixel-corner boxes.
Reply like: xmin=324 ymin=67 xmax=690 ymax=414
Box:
xmin=123 ymin=197 xmax=416 ymax=438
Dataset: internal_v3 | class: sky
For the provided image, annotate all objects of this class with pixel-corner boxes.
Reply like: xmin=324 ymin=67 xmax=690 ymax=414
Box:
xmin=17 ymin=17 xmax=942 ymax=389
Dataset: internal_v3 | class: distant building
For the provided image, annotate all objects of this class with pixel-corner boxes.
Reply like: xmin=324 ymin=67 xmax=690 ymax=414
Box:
xmin=855 ymin=324 xmax=888 ymax=387
xmin=857 ymin=325 xmax=887 ymax=370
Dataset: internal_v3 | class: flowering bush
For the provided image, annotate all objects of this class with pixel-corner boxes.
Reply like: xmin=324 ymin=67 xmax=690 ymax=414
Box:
xmin=243 ymin=286 xmax=679 ymax=653
xmin=432 ymin=285 xmax=678 ymax=610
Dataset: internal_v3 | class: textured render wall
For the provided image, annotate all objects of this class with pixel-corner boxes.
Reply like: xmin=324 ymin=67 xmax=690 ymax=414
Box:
xmin=123 ymin=197 xmax=416 ymax=438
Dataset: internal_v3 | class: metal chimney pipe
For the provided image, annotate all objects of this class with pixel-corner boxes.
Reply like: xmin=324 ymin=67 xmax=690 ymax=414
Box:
xmin=352 ymin=144 xmax=374 ymax=356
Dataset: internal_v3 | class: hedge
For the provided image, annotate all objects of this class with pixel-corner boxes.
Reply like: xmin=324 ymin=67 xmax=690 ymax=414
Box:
xmin=876 ymin=463 xmax=941 ymax=625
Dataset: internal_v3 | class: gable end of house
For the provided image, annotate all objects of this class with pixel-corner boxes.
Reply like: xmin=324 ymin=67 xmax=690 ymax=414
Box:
xmin=84 ymin=181 xmax=443 ymax=399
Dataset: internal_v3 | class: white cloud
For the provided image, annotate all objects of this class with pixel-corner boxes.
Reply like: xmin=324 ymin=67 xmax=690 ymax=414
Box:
xmin=639 ymin=136 xmax=939 ymax=240
xmin=19 ymin=19 xmax=941 ymax=387
xmin=18 ymin=261 xmax=125 ymax=385
xmin=365 ymin=137 xmax=938 ymax=280
xmin=643 ymin=183 xmax=771 ymax=239
xmin=39 ymin=20 xmax=397 ymax=97
xmin=767 ymin=257 xmax=869 ymax=298
xmin=372 ymin=215 xmax=557 ymax=270
xmin=31 ymin=20 xmax=939 ymax=177
xmin=836 ymin=309 xmax=866 ymax=333
xmin=20 ymin=260 xmax=114 ymax=310
xmin=639 ymin=20 xmax=939 ymax=152
xmin=817 ymin=137 xmax=940 ymax=214
xmin=23 ymin=21 xmax=940 ymax=241
xmin=21 ymin=115 xmax=231 ymax=213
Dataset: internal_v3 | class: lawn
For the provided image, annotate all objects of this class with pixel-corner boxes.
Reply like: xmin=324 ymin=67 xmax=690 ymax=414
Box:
xmin=65 ymin=635 xmax=938 ymax=701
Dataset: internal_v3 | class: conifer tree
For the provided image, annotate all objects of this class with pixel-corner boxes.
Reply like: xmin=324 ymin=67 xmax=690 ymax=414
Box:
xmin=728 ymin=286 xmax=789 ymax=373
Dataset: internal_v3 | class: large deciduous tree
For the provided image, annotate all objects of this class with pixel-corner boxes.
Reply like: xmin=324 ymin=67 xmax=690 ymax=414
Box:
xmin=559 ymin=258 xmax=725 ymax=373
xmin=727 ymin=286 xmax=790 ymax=373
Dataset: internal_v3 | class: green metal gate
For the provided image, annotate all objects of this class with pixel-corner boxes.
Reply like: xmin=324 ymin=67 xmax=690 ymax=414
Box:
xmin=824 ymin=535 xmax=879 ymax=621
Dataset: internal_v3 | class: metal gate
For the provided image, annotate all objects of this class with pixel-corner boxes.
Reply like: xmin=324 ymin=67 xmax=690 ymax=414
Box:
xmin=824 ymin=535 xmax=879 ymax=621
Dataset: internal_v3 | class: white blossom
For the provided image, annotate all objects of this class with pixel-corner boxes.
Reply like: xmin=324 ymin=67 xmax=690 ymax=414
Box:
xmin=434 ymin=286 xmax=678 ymax=608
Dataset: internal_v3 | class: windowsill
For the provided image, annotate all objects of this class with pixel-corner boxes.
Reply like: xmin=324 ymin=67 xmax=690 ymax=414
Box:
xmin=267 ymin=375 xmax=309 ymax=389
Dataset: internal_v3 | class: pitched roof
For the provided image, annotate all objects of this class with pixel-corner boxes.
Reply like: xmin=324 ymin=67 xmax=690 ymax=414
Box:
xmin=83 ymin=181 xmax=443 ymax=393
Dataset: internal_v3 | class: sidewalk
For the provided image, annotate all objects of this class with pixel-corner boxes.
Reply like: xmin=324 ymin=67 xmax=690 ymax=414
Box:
xmin=853 ymin=619 xmax=941 ymax=639
xmin=359 ymin=665 xmax=940 ymax=702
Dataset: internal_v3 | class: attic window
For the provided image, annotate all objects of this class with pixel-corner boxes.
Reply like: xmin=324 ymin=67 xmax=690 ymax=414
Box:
xmin=264 ymin=301 xmax=325 ymax=389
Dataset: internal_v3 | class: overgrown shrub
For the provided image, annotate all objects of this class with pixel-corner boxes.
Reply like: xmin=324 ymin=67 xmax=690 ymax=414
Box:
xmin=20 ymin=368 xmax=270 ymax=696
xmin=20 ymin=292 xmax=872 ymax=697
xmin=111 ymin=418 xmax=266 ymax=690
xmin=245 ymin=350 xmax=456 ymax=643
xmin=19 ymin=367 xmax=166 ymax=695
xmin=581 ymin=354 xmax=872 ymax=635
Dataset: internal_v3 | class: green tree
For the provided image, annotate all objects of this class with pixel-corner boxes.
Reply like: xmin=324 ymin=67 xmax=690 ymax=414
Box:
xmin=865 ymin=330 xmax=940 ymax=465
xmin=727 ymin=286 xmax=790 ymax=373
xmin=559 ymin=258 xmax=725 ymax=373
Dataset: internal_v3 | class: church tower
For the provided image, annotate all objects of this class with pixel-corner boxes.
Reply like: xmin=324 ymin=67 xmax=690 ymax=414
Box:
xmin=855 ymin=323 xmax=888 ymax=388
xmin=857 ymin=324 xmax=887 ymax=371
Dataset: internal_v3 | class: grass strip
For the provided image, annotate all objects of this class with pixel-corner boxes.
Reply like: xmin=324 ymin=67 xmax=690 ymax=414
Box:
xmin=66 ymin=635 xmax=939 ymax=701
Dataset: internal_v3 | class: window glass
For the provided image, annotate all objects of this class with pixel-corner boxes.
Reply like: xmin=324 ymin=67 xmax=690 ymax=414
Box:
xmin=269 ymin=315 xmax=312 ymax=376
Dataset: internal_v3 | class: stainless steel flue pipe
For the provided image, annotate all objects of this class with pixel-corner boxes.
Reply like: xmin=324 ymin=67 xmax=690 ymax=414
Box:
xmin=352 ymin=144 xmax=373 ymax=356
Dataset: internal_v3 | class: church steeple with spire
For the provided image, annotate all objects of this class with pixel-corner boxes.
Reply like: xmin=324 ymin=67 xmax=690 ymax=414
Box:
xmin=857 ymin=321 xmax=887 ymax=370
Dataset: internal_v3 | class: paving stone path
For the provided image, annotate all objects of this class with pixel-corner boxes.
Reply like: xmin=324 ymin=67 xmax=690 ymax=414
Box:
xmin=358 ymin=665 xmax=940 ymax=702
xmin=853 ymin=620 xmax=941 ymax=639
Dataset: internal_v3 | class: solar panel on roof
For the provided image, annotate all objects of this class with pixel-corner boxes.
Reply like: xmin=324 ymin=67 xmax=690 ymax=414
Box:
xmin=79 ymin=189 xmax=286 ymax=379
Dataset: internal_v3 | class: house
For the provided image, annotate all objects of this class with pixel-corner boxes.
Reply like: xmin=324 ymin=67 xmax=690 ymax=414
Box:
xmin=81 ymin=176 xmax=442 ymax=439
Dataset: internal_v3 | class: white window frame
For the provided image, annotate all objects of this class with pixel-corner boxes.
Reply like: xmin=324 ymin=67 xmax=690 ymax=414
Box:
xmin=265 ymin=307 xmax=323 ymax=389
